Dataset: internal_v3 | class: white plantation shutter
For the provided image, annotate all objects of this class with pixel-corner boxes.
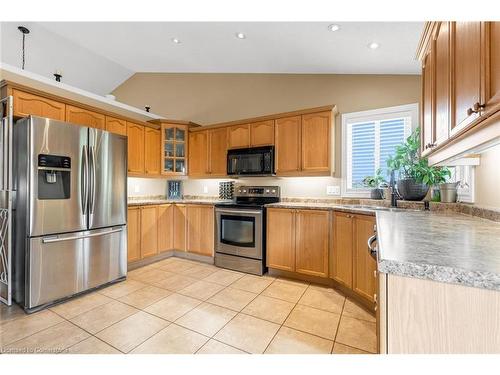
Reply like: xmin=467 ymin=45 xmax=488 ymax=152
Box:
xmin=342 ymin=104 xmax=417 ymax=197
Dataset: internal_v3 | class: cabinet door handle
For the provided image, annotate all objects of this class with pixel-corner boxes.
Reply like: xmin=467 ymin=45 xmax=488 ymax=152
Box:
xmin=467 ymin=102 xmax=486 ymax=116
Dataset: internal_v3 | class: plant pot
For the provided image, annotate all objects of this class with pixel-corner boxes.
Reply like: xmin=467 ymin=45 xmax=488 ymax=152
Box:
xmin=439 ymin=182 xmax=458 ymax=203
xmin=370 ymin=188 xmax=383 ymax=200
xmin=396 ymin=178 xmax=429 ymax=201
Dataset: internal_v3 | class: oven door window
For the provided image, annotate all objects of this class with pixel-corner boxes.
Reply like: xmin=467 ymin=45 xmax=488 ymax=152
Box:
xmin=230 ymin=154 xmax=263 ymax=174
xmin=220 ymin=215 xmax=255 ymax=247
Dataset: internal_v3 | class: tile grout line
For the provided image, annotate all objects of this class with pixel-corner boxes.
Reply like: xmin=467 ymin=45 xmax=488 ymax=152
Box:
xmin=331 ymin=295 xmax=347 ymax=353
xmin=261 ymin=280 xmax=310 ymax=354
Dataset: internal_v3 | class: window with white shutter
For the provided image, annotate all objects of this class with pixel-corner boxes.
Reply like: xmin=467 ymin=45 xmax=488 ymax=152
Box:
xmin=342 ymin=104 xmax=418 ymax=197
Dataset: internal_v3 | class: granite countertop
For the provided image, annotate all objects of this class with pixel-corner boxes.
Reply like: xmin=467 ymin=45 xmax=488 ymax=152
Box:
xmin=127 ymin=198 xmax=221 ymax=206
xmin=264 ymin=201 xmax=406 ymax=215
xmin=376 ymin=210 xmax=500 ymax=291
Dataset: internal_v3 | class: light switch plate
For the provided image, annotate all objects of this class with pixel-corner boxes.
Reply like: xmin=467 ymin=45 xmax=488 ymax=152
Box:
xmin=134 ymin=185 xmax=140 ymax=193
xmin=203 ymin=186 xmax=209 ymax=193
xmin=326 ymin=185 xmax=340 ymax=195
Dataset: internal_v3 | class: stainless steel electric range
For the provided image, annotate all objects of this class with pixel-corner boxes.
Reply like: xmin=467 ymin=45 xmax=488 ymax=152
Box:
xmin=214 ymin=186 xmax=280 ymax=275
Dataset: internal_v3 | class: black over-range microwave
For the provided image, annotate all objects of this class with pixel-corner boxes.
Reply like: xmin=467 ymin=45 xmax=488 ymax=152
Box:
xmin=227 ymin=146 xmax=275 ymax=176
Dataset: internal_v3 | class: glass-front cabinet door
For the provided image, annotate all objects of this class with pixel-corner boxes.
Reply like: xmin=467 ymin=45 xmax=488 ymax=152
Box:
xmin=161 ymin=123 xmax=188 ymax=175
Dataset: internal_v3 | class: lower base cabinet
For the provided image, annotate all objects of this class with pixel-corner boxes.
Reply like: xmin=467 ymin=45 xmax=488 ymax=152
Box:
xmin=157 ymin=204 xmax=174 ymax=252
xmin=331 ymin=212 xmax=377 ymax=303
xmin=127 ymin=203 xmax=214 ymax=264
xmin=186 ymin=205 xmax=214 ymax=256
xmin=140 ymin=206 xmax=158 ymax=258
xmin=173 ymin=204 xmax=187 ymax=251
xmin=266 ymin=208 xmax=330 ymax=278
xmin=127 ymin=207 xmax=141 ymax=263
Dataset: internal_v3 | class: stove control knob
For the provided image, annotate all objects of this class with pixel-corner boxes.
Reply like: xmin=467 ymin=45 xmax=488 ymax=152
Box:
xmin=243 ymin=190 xmax=247 ymax=193
xmin=266 ymin=189 xmax=270 ymax=193
xmin=272 ymin=189 xmax=276 ymax=193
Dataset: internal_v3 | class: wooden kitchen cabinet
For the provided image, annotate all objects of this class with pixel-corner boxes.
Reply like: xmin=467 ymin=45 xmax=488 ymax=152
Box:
xmin=353 ymin=214 xmax=377 ymax=302
xmin=157 ymin=204 xmax=174 ymax=253
xmin=275 ymin=116 xmax=301 ymax=174
xmin=295 ymin=209 xmax=330 ymax=277
xmin=13 ymin=89 xmax=65 ymax=121
xmin=331 ymin=212 xmax=376 ymax=303
xmin=227 ymin=124 xmax=251 ymax=149
xmin=161 ymin=123 xmax=187 ymax=175
xmin=127 ymin=122 xmax=145 ymax=174
xmin=421 ymin=50 xmax=434 ymax=155
xmin=484 ymin=22 xmax=500 ymax=116
xmin=127 ymin=207 xmax=141 ymax=263
xmin=144 ymin=128 xmax=161 ymax=176
xmin=208 ymin=127 xmax=228 ymax=176
xmin=105 ymin=116 xmax=127 ymax=135
xmin=186 ymin=205 xmax=214 ymax=256
xmin=188 ymin=131 xmax=209 ymax=176
xmin=452 ymin=22 xmax=482 ymax=135
xmin=250 ymin=120 xmax=274 ymax=146
xmin=331 ymin=211 xmax=354 ymax=288
xmin=418 ymin=22 xmax=500 ymax=164
xmin=266 ymin=208 xmax=296 ymax=272
xmin=140 ymin=206 xmax=158 ymax=258
xmin=65 ymin=105 xmax=105 ymax=129
xmin=173 ymin=204 xmax=187 ymax=251
xmin=301 ymin=112 xmax=331 ymax=172
xmin=267 ymin=208 xmax=329 ymax=277
xmin=433 ymin=22 xmax=450 ymax=147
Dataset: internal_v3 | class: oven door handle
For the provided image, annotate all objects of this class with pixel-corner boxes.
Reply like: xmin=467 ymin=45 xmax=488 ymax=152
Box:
xmin=216 ymin=209 xmax=262 ymax=215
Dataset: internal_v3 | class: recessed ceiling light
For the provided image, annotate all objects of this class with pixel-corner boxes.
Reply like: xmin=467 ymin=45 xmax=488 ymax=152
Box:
xmin=235 ymin=32 xmax=246 ymax=39
xmin=368 ymin=42 xmax=380 ymax=50
xmin=328 ymin=24 xmax=340 ymax=32
xmin=172 ymin=38 xmax=181 ymax=44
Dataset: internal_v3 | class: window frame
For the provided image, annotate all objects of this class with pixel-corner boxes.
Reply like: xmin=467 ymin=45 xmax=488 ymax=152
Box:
xmin=341 ymin=103 xmax=419 ymax=198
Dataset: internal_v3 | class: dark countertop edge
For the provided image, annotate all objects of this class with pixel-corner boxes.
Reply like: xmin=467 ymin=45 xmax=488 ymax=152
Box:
xmin=377 ymin=258 xmax=500 ymax=292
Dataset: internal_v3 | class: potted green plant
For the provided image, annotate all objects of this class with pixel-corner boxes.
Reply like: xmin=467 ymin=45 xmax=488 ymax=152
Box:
xmin=362 ymin=168 xmax=386 ymax=199
xmin=386 ymin=128 xmax=450 ymax=201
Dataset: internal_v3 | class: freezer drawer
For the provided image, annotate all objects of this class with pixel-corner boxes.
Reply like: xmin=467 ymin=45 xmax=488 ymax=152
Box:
xmin=27 ymin=226 xmax=126 ymax=309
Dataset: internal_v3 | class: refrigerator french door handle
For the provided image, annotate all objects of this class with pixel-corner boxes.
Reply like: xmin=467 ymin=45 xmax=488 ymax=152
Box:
xmin=41 ymin=227 xmax=123 ymax=244
xmin=81 ymin=145 xmax=89 ymax=216
xmin=89 ymin=145 xmax=96 ymax=215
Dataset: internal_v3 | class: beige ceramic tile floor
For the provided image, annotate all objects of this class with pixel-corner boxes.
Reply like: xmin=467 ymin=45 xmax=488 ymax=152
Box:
xmin=0 ymin=257 xmax=376 ymax=354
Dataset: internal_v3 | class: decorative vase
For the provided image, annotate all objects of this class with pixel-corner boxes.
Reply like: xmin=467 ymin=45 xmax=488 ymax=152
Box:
xmin=396 ymin=178 xmax=429 ymax=201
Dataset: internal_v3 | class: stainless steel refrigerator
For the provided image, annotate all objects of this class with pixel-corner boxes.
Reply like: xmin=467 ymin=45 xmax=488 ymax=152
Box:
xmin=13 ymin=116 xmax=127 ymax=312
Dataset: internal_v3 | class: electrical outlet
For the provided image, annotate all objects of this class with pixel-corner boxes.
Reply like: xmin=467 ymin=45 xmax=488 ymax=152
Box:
xmin=326 ymin=185 xmax=340 ymax=195
xmin=134 ymin=184 xmax=140 ymax=193
xmin=203 ymin=186 xmax=209 ymax=194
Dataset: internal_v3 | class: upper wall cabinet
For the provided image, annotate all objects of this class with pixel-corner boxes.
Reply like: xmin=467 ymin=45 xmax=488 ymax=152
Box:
xmin=161 ymin=123 xmax=188 ymax=175
xmin=451 ymin=22 xmax=482 ymax=135
xmin=66 ymin=105 xmax=105 ymax=129
xmin=484 ymin=22 xmax=500 ymax=116
xmin=189 ymin=106 xmax=336 ymax=177
xmin=227 ymin=119 xmax=275 ymax=149
xmin=105 ymin=116 xmax=127 ymax=135
xmin=275 ymin=112 xmax=332 ymax=176
xmin=144 ymin=128 xmax=161 ymax=176
xmin=418 ymin=22 xmax=500 ymax=164
xmin=250 ymin=120 xmax=275 ymax=146
xmin=301 ymin=112 xmax=331 ymax=173
xmin=12 ymin=89 xmax=65 ymax=121
xmin=127 ymin=122 xmax=145 ymax=174
xmin=188 ymin=127 xmax=228 ymax=177
xmin=228 ymin=124 xmax=251 ymax=149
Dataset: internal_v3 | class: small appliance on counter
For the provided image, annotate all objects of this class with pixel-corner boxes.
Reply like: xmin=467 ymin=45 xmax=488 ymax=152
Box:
xmin=167 ymin=180 xmax=183 ymax=200
xmin=215 ymin=185 xmax=280 ymax=275
xmin=219 ymin=181 xmax=234 ymax=200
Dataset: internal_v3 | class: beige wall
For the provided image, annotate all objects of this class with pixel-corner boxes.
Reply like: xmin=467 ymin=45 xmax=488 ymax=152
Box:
xmin=474 ymin=143 xmax=500 ymax=208
xmin=114 ymin=73 xmax=421 ymax=198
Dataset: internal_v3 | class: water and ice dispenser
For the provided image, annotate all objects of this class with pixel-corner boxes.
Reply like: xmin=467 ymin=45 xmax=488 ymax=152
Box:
xmin=37 ymin=154 xmax=71 ymax=199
